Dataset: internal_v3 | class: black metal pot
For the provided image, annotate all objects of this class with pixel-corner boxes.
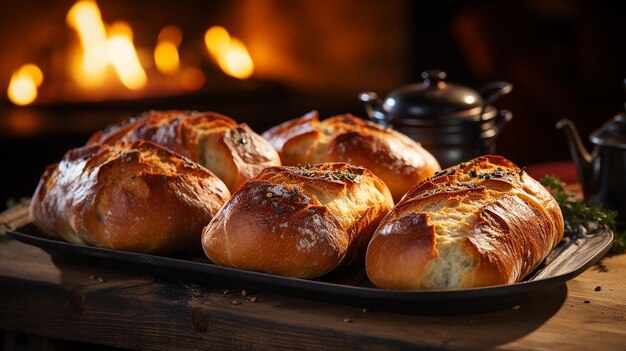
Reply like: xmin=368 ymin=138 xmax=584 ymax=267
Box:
xmin=359 ymin=69 xmax=513 ymax=168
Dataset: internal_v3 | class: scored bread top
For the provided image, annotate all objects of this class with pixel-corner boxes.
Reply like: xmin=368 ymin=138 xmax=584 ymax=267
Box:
xmin=30 ymin=140 xmax=230 ymax=254
xmin=88 ymin=110 xmax=281 ymax=191
xmin=262 ymin=111 xmax=441 ymax=202
xmin=366 ymin=155 xmax=564 ymax=290
xmin=202 ymin=162 xmax=394 ymax=278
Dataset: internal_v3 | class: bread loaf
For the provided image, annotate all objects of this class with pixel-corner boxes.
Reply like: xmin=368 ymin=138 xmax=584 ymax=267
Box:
xmin=262 ymin=111 xmax=440 ymax=202
xmin=365 ymin=155 xmax=564 ymax=290
xmin=30 ymin=141 xmax=230 ymax=255
xmin=201 ymin=162 xmax=394 ymax=278
xmin=88 ymin=110 xmax=281 ymax=192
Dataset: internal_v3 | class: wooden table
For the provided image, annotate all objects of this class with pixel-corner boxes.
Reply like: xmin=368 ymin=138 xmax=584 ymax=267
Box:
xmin=1 ymin=202 xmax=625 ymax=351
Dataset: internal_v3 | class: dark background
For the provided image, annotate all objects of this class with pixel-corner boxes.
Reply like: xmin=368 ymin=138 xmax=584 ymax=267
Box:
xmin=0 ymin=0 xmax=624 ymax=211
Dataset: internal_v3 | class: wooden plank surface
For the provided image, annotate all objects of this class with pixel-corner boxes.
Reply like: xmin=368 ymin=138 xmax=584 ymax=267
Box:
xmin=0 ymin=207 xmax=625 ymax=350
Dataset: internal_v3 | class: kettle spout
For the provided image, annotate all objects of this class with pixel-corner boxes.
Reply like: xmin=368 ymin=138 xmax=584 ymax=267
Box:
xmin=556 ymin=118 xmax=593 ymax=194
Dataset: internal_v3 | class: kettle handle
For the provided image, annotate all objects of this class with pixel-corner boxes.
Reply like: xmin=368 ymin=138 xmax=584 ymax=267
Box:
xmin=477 ymin=82 xmax=513 ymax=120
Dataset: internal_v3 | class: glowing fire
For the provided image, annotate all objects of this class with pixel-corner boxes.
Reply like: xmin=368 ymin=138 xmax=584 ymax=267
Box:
xmin=107 ymin=21 xmax=147 ymax=90
xmin=204 ymin=26 xmax=254 ymax=79
xmin=6 ymin=1 xmax=258 ymax=106
xmin=155 ymin=25 xmax=182 ymax=75
xmin=7 ymin=64 xmax=43 ymax=106
xmin=66 ymin=0 xmax=108 ymax=87
xmin=67 ymin=1 xmax=147 ymax=91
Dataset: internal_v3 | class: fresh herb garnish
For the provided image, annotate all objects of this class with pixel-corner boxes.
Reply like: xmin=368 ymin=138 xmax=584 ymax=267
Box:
xmin=540 ymin=175 xmax=625 ymax=254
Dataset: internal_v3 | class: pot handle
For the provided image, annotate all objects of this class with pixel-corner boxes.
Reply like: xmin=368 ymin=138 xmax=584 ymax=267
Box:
xmin=486 ymin=109 xmax=513 ymax=148
xmin=477 ymin=81 xmax=513 ymax=120
xmin=358 ymin=91 xmax=383 ymax=120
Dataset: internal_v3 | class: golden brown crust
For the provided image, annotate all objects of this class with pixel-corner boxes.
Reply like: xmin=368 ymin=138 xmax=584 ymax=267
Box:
xmin=365 ymin=155 xmax=564 ymax=290
xmin=262 ymin=111 xmax=441 ymax=202
xmin=201 ymin=162 xmax=394 ymax=278
xmin=30 ymin=141 xmax=231 ymax=255
xmin=88 ymin=110 xmax=281 ymax=192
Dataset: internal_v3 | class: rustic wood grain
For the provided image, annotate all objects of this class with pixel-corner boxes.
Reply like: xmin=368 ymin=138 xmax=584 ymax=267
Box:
xmin=0 ymin=206 xmax=625 ymax=350
xmin=0 ymin=200 xmax=30 ymax=235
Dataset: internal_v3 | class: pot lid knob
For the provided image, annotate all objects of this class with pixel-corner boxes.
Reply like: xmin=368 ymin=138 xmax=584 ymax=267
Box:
xmin=422 ymin=69 xmax=447 ymax=86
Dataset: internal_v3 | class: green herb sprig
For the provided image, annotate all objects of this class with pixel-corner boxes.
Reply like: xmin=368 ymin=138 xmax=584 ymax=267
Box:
xmin=540 ymin=175 xmax=625 ymax=254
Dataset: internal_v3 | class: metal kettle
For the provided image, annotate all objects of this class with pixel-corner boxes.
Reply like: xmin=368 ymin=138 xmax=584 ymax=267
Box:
xmin=557 ymin=80 xmax=626 ymax=227
xmin=359 ymin=69 xmax=513 ymax=168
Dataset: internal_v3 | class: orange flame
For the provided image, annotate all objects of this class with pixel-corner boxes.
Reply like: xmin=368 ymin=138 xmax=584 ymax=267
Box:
xmin=18 ymin=2 xmax=256 ymax=104
xmin=155 ymin=25 xmax=182 ymax=75
xmin=67 ymin=1 xmax=147 ymax=91
xmin=107 ymin=21 xmax=147 ymax=90
xmin=204 ymin=26 xmax=254 ymax=79
xmin=7 ymin=64 xmax=43 ymax=106
xmin=66 ymin=0 xmax=108 ymax=87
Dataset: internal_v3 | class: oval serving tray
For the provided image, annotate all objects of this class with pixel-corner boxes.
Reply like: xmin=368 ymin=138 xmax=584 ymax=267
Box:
xmin=6 ymin=222 xmax=613 ymax=315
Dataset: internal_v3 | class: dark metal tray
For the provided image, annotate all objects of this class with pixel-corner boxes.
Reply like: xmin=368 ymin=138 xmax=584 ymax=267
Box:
xmin=7 ymin=223 xmax=613 ymax=315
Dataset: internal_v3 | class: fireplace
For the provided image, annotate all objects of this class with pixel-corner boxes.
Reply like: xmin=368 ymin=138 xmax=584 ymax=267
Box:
xmin=0 ymin=0 xmax=414 ymax=209
xmin=0 ymin=1 xmax=412 ymax=106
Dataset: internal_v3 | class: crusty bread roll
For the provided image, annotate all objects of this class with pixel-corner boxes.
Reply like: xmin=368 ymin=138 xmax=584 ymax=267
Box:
xmin=88 ymin=110 xmax=281 ymax=192
xmin=366 ymin=155 xmax=564 ymax=290
xmin=30 ymin=140 xmax=230 ymax=255
xmin=202 ymin=162 xmax=394 ymax=278
xmin=262 ymin=111 xmax=441 ymax=202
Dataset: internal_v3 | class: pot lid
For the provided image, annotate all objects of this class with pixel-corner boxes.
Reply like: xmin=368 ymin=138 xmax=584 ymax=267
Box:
xmin=590 ymin=113 xmax=626 ymax=149
xmin=382 ymin=69 xmax=484 ymax=119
